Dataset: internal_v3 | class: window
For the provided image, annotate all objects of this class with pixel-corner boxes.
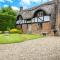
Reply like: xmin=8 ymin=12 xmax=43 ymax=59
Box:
xmin=37 ymin=11 xmax=43 ymax=17
xmin=27 ymin=20 xmax=31 ymax=23
xmin=16 ymin=20 xmax=22 ymax=24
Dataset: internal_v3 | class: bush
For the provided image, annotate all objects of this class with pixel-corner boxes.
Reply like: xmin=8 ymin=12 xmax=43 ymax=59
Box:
xmin=0 ymin=14 xmax=16 ymax=31
xmin=9 ymin=28 xmax=23 ymax=34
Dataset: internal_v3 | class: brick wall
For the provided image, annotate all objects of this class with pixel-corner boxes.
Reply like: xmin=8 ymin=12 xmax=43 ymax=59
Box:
xmin=31 ymin=22 xmax=51 ymax=34
xmin=16 ymin=25 xmax=22 ymax=29
xmin=17 ymin=22 xmax=51 ymax=35
xmin=22 ymin=24 xmax=28 ymax=33
xmin=32 ymin=23 xmax=38 ymax=32
xmin=42 ymin=22 xmax=51 ymax=34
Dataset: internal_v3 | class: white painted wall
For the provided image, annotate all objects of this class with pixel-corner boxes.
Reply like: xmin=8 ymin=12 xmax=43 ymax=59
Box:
xmin=16 ymin=16 xmax=50 ymax=24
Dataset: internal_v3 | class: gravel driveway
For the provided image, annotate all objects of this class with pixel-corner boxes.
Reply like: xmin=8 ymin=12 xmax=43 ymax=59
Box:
xmin=0 ymin=36 xmax=60 ymax=60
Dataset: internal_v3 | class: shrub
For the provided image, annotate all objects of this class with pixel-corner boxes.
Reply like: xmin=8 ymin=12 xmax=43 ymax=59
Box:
xmin=9 ymin=28 xmax=23 ymax=34
xmin=0 ymin=14 xmax=16 ymax=31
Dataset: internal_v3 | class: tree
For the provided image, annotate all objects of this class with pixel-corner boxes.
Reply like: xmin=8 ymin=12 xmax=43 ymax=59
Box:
xmin=0 ymin=6 xmax=16 ymax=16
xmin=0 ymin=6 xmax=17 ymax=31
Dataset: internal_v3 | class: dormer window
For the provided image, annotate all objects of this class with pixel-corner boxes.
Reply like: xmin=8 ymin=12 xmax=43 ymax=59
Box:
xmin=37 ymin=11 xmax=44 ymax=17
xmin=16 ymin=15 xmax=23 ymax=24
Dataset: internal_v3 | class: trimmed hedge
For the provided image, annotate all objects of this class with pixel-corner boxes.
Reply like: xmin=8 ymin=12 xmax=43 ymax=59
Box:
xmin=0 ymin=14 xmax=16 ymax=31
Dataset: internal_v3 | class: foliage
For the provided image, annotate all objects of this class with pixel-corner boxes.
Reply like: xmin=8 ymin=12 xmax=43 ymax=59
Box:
xmin=10 ymin=28 xmax=23 ymax=34
xmin=0 ymin=6 xmax=16 ymax=16
xmin=0 ymin=14 xmax=16 ymax=31
xmin=0 ymin=6 xmax=17 ymax=31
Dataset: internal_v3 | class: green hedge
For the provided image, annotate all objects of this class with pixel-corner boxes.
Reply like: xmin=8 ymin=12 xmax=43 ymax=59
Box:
xmin=0 ymin=14 xmax=16 ymax=31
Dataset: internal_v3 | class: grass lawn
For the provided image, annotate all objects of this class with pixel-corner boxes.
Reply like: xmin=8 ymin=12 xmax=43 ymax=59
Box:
xmin=0 ymin=34 xmax=44 ymax=44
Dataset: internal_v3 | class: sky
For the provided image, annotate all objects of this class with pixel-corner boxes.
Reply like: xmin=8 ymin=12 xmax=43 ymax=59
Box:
xmin=0 ymin=0 xmax=52 ymax=10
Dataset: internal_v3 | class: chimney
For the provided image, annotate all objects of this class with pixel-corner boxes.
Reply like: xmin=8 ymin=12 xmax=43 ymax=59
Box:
xmin=20 ymin=7 xmax=23 ymax=11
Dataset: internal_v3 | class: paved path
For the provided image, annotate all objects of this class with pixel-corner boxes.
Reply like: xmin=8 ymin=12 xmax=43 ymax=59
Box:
xmin=0 ymin=36 xmax=60 ymax=60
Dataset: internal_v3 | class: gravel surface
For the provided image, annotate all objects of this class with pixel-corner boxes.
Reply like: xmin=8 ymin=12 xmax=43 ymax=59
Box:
xmin=0 ymin=36 xmax=60 ymax=60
